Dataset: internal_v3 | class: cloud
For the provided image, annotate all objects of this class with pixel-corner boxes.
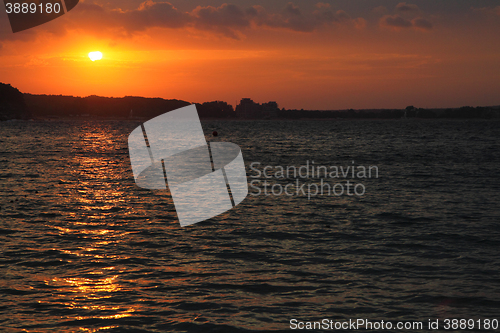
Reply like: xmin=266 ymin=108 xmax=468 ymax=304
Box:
xmin=372 ymin=6 xmax=388 ymax=15
xmin=60 ymin=1 xmax=191 ymax=38
xmin=75 ymin=1 xmax=364 ymax=36
xmin=380 ymin=15 xmax=432 ymax=31
xmin=396 ymin=2 xmax=420 ymax=12
xmin=353 ymin=18 xmax=367 ymax=30
xmin=412 ymin=18 xmax=433 ymax=31
xmin=315 ymin=3 xmax=330 ymax=9
xmin=127 ymin=1 xmax=192 ymax=30
xmin=192 ymin=4 xmax=250 ymax=38
xmin=284 ymin=2 xmax=302 ymax=16
xmin=336 ymin=10 xmax=351 ymax=21
xmin=0 ymin=1 xmax=367 ymax=41
xmin=229 ymin=2 xmax=365 ymax=34
xmin=472 ymin=6 xmax=500 ymax=17
xmin=381 ymin=15 xmax=412 ymax=29
xmin=378 ymin=2 xmax=432 ymax=32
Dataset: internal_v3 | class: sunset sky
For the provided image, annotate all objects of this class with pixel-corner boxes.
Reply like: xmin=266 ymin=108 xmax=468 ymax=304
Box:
xmin=0 ymin=0 xmax=499 ymax=110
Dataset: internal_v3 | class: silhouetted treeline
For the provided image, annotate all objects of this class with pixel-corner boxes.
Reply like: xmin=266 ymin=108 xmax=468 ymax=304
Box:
xmin=0 ymin=83 xmax=29 ymax=120
xmin=0 ymin=82 xmax=499 ymax=121
xmin=439 ymin=106 xmax=497 ymax=119
xmin=278 ymin=106 xmax=499 ymax=119
xmin=24 ymin=94 xmax=191 ymax=118
xmin=22 ymin=93 xmax=235 ymax=119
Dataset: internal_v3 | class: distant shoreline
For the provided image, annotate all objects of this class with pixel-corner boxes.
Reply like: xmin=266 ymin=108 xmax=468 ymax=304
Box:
xmin=1 ymin=82 xmax=500 ymax=121
xmin=4 ymin=116 xmax=500 ymax=123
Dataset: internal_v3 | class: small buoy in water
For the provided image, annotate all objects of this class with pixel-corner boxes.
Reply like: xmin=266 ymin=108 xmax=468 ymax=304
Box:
xmin=212 ymin=131 xmax=218 ymax=137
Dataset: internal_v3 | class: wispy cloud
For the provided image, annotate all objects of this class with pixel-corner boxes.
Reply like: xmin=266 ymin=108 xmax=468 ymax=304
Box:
xmin=380 ymin=15 xmax=433 ymax=31
xmin=471 ymin=5 xmax=500 ymax=17
xmin=379 ymin=2 xmax=432 ymax=32
xmin=381 ymin=15 xmax=412 ymax=29
xmin=412 ymin=18 xmax=433 ymax=31
xmin=0 ymin=1 xmax=367 ymax=41
xmin=395 ymin=2 xmax=420 ymax=12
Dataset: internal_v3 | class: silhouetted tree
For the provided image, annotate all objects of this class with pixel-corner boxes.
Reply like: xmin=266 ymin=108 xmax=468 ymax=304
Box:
xmin=0 ymin=83 xmax=29 ymax=120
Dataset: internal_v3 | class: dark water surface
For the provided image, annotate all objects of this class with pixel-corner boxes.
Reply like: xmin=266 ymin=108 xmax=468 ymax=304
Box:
xmin=1 ymin=119 xmax=499 ymax=332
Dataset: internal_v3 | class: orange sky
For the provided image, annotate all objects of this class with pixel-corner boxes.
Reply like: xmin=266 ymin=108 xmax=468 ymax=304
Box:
xmin=0 ymin=0 xmax=499 ymax=109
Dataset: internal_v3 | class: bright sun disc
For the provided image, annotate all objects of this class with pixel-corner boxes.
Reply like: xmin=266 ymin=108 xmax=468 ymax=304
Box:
xmin=88 ymin=51 xmax=103 ymax=61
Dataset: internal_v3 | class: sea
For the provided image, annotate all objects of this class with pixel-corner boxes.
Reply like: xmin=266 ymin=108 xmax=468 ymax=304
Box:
xmin=0 ymin=119 xmax=499 ymax=332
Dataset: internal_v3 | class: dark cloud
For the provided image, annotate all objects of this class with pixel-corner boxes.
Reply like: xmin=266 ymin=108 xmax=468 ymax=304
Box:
xmin=124 ymin=2 xmax=192 ymax=31
xmin=253 ymin=7 xmax=312 ymax=32
xmin=218 ymin=2 xmax=363 ymax=34
xmin=472 ymin=6 xmax=500 ymax=17
xmin=380 ymin=15 xmax=433 ymax=31
xmin=193 ymin=4 xmax=249 ymax=28
xmin=396 ymin=2 xmax=420 ymax=12
xmin=315 ymin=3 xmax=330 ymax=9
xmin=243 ymin=5 xmax=274 ymax=28
xmin=412 ymin=18 xmax=433 ymax=31
xmin=313 ymin=9 xmax=336 ymax=23
xmin=192 ymin=4 xmax=250 ymax=38
xmin=381 ymin=15 xmax=412 ymax=29
xmin=379 ymin=2 xmax=433 ymax=32
xmin=372 ymin=6 xmax=388 ymax=15
xmin=336 ymin=10 xmax=351 ymax=21
xmin=0 ymin=1 xmax=366 ymax=41
xmin=353 ymin=17 xmax=367 ymax=30
xmin=313 ymin=8 xmax=354 ymax=25
xmin=77 ymin=1 xmax=360 ymax=36
xmin=58 ymin=1 xmax=191 ymax=38
xmin=284 ymin=3 xmax=302 ymax=16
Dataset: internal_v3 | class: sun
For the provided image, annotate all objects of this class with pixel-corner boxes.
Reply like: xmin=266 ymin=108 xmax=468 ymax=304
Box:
xmin=88 ymin=51 xmax=103 ymax=61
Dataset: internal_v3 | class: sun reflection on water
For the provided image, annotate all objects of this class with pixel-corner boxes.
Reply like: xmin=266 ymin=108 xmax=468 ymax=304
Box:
xmin=55 ymin=275 xmax=120 ymax=295
xmin=36 ymin=126 xmax=147 ymax=331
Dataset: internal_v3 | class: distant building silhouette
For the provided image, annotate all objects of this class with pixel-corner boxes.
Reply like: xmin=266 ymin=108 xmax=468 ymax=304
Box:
xmin=236 ymin=98 xmax=259 ymax=118
xmin=235 ymin=98 xmax=279 ymax=119
xmin=262 ymin=101 xmax=279 ymax=119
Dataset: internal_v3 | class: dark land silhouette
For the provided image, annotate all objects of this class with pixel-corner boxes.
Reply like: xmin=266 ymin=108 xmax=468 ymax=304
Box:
xmin=1 ymin=82 xmax=499 ymax=121
xmin=0 ymin=83 xmax=29 ymax=121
